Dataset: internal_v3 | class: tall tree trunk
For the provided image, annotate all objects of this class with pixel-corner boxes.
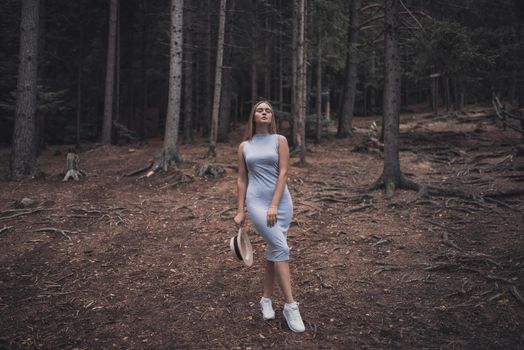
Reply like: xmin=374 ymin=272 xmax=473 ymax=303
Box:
xmin=444 ymin=75 xmax=450 ymax=112
xmin=278 ymin=0 xmax=284 ymax=110
xmin=202 ymin=0 xmax=212 ymax=137
xmin=11 ymin=0 xmax=40 ymax=178
xmin=35 ymin=0 xmax=45 ymax=154
xmin=101 ymin=0 xmax=118 ymax=144
xmin=296 ymin=0 xmax=306 ymax=164
xmin=372 ymin=0 xmax=403 ymax=197
xmin=208 ymin=0 xmax=226 ymax=157
xmin=218 ymin=0 xmax=235 ymax=142
xmin=139 ymin=0 xmax=149 ymax=141
xmin=115 ymin=3 xmax=121 ymax=126
xmin=250 ymin=0 xmax=257 ymax=105
xmin=291 ymin=0 xmax=298 ymax=147
xmin=76 ymin=53 xmax=82 ymax=147
xmin=263 ymin=15 xmax=271 ymax=99
xmin=338 ymin=0 xmax=362 ymax=138
xmin=315 ymin=28 xmax=322 ymax=144
xmin=76 ymin=0 xmax=85 ymax=147
xmin=162 ymin=0 xmax=184 ymax=168
xmin=183 ymin=4 xmax=193 ymax=144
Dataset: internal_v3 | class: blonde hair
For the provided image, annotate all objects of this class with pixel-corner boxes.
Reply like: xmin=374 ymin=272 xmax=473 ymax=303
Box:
xmin=243 ymin=100 xmax=277 ymax=140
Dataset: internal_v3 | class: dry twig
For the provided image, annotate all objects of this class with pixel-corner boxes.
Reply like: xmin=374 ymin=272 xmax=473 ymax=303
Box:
xmin=35 ymin=227 xmax=77 ymax=240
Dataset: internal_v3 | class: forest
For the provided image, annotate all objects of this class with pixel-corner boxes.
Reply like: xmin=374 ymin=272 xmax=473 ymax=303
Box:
xmin=0 ymin=0 xmax=523 ymax=348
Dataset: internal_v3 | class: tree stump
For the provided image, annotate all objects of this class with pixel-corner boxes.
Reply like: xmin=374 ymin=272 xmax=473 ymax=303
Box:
xmin=63 ymin=152 xmax=82 ymax=181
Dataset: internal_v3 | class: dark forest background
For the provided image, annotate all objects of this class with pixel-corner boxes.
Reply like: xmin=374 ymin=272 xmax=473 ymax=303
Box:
xmin=1 ymin=0 xmax=524 ymax=162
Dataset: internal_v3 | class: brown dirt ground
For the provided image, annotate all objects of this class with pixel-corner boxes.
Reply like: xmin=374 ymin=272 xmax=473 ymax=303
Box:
xmin=0 ymin=107 xmax=523 ymax=350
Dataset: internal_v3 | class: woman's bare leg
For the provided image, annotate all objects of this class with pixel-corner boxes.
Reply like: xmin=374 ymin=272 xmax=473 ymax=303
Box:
xmin=274 ymin=261 xmax=294 ymax=304
xmin=263 ymin=260 xmax=275 ymax=298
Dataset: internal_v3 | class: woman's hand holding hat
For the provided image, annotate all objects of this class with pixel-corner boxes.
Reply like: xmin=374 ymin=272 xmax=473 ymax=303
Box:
xmin=234 ymin=212 xmax=245 ymax=228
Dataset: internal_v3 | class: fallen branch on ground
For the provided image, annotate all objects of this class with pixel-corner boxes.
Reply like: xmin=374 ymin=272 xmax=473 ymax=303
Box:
xmin=35 ymin=227 xmax=78 ymax=240
xmin=0 ymin=226 xmax=12 ymax=234
xmin=0 ymin=208 xmax=52 ymax=222
xmin=509 ymin=286 xmax=524 ymax=307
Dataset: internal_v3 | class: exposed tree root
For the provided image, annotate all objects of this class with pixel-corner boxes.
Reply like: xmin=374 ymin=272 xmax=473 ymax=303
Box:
xmin=124 ymin=151 xmax=182 ymax=178
xmin=369 ymin=173 xmax=427 ymax=199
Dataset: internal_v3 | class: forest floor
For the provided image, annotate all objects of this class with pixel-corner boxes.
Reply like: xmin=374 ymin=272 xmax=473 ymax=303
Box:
xmin=0 ymin=105 xmax=523 ymax=350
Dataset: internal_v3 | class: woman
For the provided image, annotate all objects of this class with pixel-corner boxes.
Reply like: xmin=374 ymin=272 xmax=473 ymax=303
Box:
xmin=234 ymin=101 xmax=305 ymax=333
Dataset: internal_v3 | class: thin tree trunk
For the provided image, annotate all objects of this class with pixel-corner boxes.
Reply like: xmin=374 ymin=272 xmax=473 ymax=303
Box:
xmin=115 ymin=3 xmax=120 ymax=126
xmin=326 ymin=89 xmax=330 ymax=120
xmin=291 ymin=0 xmax=298 ymax=147
xmin=101 ymin=0 xmax=118 ymax=144
xmin=296 ymin=0 xmax=306 ymax=163
xmin=183 ymin=3 xmax=193 ymax=144
xmin=162 ymin=0 xmax=184 ymax=168
xmin=315 ymin=34 xmax=322 ymax=144
xmin=76 ymin=54 xmax=82 ymax=147
xmin=218 ymin=0 xmax=235 ymax=142
xmin=139 ymin=0 xmax=149 ymax=140
xmin=376 ymin=0 xmax=402 ymax=197
xmin=278 ymin=0 xmax=284 ymax=110
xmin=250 ymin=0 xmax=257 ymax=105
xmin=208 ymin=0 xmax=226 ymax=157
xmin=338 ymin=0 xmax=362 ymax=138
xmin=264 ymin=15 xmax=271 ymax=99
xmin=444 ymin=76 xmax=450 ymax=112
xmin=11 ymin=0 xmax=40 ymax=177
xmin=202 ymin=0 xmax=212 ymax=137
xmin=35 ymin=0 xmax=45 ymax=155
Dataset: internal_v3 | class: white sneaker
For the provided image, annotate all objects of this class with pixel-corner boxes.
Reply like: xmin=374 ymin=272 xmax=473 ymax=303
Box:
xmin=283 ymin=302 xmax=305 ymax=333
xmin=260 ymin=297 xmax=275 ymax=320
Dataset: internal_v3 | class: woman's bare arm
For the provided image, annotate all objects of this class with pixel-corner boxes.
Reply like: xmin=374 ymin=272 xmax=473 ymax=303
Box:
xmin=270 ymin=135 xmax=290 ymax=208
xmin=235 ymin=142 xmax=248 ymax=222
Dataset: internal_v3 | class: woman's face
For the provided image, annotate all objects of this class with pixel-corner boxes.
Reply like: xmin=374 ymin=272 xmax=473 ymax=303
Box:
xmin=253 ymin=103 xmax=273 ymax=125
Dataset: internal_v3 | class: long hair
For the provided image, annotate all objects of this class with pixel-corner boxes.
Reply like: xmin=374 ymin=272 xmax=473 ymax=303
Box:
xmin=243 ymin=100 xmax=278 ymax=140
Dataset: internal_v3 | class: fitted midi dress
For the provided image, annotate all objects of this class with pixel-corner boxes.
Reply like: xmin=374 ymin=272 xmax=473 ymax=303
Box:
xmin=243 ymin=133 xmax=293 ymax=262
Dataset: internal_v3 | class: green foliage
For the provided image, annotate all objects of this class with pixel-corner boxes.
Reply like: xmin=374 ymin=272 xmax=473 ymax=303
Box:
xmin=407 ymin=18 xmax=494 ymax=82
xmin=312 ymin=0 xmax=348 ymax=71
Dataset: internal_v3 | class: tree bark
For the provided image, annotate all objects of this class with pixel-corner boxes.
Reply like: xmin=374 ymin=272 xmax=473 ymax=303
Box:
xmin=263 ymin=15 xmax=271 ymax=99
xmin=208 ymin=0 xmax=226 ymax=157
xmin=291 ymin=0 xmax=298 ymax=147
xmin=218 ymin=0 xmax=234 ymax=142
xmin=139 ymin=0 xmax=149 ymax=141
xmin=35 ymin=0 xmax=45 ymax=155
xmin=278 ymin=0 xmax=284 ymax=110
xmin=315 ymin=26 xmax=322 ymax=144
xmin=162 ymin=0 xmax=184 ymax=168
xmin=183 ymin=3 xmax=193 ymax=144
xmin=202 ymin=0 xmax=212 ymax=137
xmin=370 ymin=0 xmax=410 ymax=198
xmin=296 ymin=0 xmax=307 ymax=164
xmin=101 ymin=0 xmax=118 ymax=144
xmin=338 ymin=0 xmax=362 ymax=138
xmin=76 ymin=52 xmax=82 ymax=147
xmin=10 ymin=0 xmax=40 ymax=178
xmin=250 ymin=0 xmax=257 ymax=105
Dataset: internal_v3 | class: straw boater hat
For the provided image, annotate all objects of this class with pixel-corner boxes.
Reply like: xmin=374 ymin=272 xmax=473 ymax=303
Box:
xmin=230 ymin=227 xmax=253 ymax=267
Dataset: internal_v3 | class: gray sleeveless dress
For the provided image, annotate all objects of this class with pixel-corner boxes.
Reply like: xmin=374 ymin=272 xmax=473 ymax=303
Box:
xmin=243 ymin=133 xmax=293 ymax=262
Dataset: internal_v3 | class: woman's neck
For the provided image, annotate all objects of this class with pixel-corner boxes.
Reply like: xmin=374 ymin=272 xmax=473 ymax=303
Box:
xmin=255 ymin=124 xmax=270 ymax=134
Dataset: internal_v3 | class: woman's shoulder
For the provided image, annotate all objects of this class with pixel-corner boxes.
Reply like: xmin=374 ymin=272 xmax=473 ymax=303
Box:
xmin=275 ymin=134 xmax=288 ymax=142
